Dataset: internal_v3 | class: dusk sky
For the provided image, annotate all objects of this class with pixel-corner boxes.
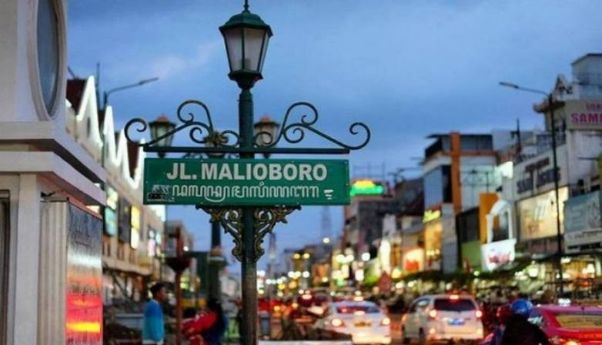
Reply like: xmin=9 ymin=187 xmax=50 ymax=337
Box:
xmin=67 ymin=0 xmax=601 ymax=270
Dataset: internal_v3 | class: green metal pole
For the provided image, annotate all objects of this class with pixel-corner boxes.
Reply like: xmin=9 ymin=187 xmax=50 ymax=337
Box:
xmin=239 ymin=87 xmax=258 ymax=345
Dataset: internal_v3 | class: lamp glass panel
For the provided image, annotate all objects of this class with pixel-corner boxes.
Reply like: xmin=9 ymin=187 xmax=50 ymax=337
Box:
xmin=258 ymin=32 xmax=270 ymax=73
xmin=243 ymin=28 xmax=266 ymax=72
xmin=223 ymin=28 xmax=243 ymax=72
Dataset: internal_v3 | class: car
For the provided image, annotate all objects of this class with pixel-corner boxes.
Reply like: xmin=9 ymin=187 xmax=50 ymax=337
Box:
xmin=530 ymin=305 xmax=602 ymax=345
xmin=314 ymin=301 xmax=392 ymax=344
xmin=400 ymin=294 xmax=484 ymax=344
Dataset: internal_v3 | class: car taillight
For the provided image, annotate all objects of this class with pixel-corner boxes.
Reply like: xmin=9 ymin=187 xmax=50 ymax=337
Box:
xmin=550 ymin=336 xmax=581 ymax=345
xmin=428 ymin=309 xmax=438 ymax=319
xmin=331 ymin=318 xmax=345 ymax=327
xmin=381 ymin=317 xmax=391 ymax=326
xmin=475 ymin=310 xmax=483 ymax=319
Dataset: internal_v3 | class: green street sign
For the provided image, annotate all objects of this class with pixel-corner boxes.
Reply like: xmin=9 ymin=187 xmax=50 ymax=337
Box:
xmin=143 ymin=158 xmax=350 ymax=206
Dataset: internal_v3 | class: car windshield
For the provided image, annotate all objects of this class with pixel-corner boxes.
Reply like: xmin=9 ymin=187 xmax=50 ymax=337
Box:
xmin=434 ymin=298 xmax=476 ymax=311
xmin=336 ymin=305 xmax=380 ymax=314
xmin=554 ymin=313 xmax=602 ymax=329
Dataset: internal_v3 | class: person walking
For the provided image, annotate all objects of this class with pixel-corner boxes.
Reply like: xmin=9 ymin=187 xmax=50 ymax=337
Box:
xmin=183 ymin=298 xmax=228 ymax=345
xmin=143 ymin=283 xmax=166 ymax=345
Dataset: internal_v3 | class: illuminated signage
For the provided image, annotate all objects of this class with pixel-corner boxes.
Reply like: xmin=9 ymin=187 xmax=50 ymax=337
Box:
xmin=350 ymin=179 xmax=385 ymax=197
xmin=106 ymin=186 xmax=118 ymax=210
xmin=130 ymin=206 xmax=140 ymax=249
xmin=423 ymin=209 xmax=441 ymax=223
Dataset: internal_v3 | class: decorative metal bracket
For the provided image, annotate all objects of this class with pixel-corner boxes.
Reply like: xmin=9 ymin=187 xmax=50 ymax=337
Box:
xmin=199 ymin=206 xmax=299 ymax=262
xmin=124 ymin=99 xmax=370 ymax=155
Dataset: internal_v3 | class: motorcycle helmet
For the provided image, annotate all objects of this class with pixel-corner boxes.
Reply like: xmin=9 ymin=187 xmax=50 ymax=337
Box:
xmin=510 ymin=298 xmax=533 ymax=318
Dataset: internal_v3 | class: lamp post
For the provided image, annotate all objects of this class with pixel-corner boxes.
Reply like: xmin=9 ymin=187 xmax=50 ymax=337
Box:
xmin=219 ymin=4 xmax=272 ymax=344
xmin=499 ymin=81 xmax=566 ymax=297
xmin=124 ymin=2 xmax=370 ymax=345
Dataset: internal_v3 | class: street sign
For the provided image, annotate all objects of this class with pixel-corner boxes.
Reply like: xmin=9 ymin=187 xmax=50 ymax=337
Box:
xmin=143 ymin=158 xmax=350 ymax=206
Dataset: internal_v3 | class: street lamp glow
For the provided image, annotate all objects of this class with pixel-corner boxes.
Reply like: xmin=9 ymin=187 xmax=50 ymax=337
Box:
xmin=149 ymin=115 xmax=176 ymax=158
xmin=361 ymin=252 xmax=371 ymax=261
xmin=219 ymin=1 xmax=273 ymax=88
xmin=322 ymin=237 xmax=331 ymax=244
xmin=302 ymin=271 xmax=310 ymax=278
xmin=302 ymin=252 xmax=311 ymax=260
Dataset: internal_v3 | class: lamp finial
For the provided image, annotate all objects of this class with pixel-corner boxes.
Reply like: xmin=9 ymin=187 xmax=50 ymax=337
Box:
xmin=243 ymin=0 xmax=249 ymax=12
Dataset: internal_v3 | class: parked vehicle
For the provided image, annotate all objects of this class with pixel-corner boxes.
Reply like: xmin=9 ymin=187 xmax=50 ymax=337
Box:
xmin=400 ymin=294 xmax=484 ymax=344
xmin=530 ymin=305 xmax=602 ymax=345
xmin=313 ymin=301 xmax=391 ymax=344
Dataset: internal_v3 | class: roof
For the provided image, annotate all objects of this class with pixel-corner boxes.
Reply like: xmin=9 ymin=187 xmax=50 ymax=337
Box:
xmin=66 ymin=79 xmax=87 ymax=111
xmin=572 ymin=53 xmax=602 ymax=66
xmin=427 ymin=133 xmax=492 ymax=139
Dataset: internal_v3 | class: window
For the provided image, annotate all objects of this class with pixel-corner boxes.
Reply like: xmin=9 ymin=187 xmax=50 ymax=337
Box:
xmin=37 ymin=0 xmax=59 ymax=113
xmin=336 ymin=304 xmax=380 ymax=314
xmin=424 ymin=166 xmax=452 ymax=208
xmin=434 ymin=298 xmax=476 ymax=311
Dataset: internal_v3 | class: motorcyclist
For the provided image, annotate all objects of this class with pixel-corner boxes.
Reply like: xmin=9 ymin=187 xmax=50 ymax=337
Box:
xmin=501 ymin=299 xmax=549 ymax=345
xmin=480 ymin=304 xmax=512 ymax=345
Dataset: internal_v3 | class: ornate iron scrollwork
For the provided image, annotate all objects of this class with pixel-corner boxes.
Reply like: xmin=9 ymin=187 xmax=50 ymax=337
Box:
xmin=252 ymin=102 xmax=371 ymax=150
xmin=253 ymin=207 xmax=299 ymax=261
xmin=200 ymin=206 xmax=299 ymax=262
xmin=124 ymin=100 xmax=240 ymax=150
xmin=124 ymin=99 xmax=370 ymax=154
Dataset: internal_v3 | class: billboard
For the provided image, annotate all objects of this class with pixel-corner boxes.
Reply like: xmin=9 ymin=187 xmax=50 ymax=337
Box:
xmin=517 ymin=187 xmax=568 ymax=241
xmin=481 ymin=239 xmax=516 ymax=271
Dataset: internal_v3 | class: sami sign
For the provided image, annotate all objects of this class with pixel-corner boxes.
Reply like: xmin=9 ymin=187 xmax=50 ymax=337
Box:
xmin=143 ymin=158 xmax=350 ymax=206
xmin=562 ymin=101 xmax=602 ymax=130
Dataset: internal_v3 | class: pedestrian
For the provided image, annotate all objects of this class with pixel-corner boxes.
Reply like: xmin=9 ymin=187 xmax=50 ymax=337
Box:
xmin=143 ymin=282 xmax=166 ymax=345
xmin=183 ymin=298 xmax=228 ymax=345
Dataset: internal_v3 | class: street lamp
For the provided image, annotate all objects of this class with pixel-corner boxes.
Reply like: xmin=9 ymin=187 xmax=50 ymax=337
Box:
xmin=254 ymin=115 xmax=280 ymax=157
xmin=499 ymin=81 xmax=566 ymax=297
xmin=219 ymin=0 xmax=272 ymax=89
xmin=124 ymin=2 xmax=370 ymax=344
xmin=149 ymin=115 xmax=176 ymax=158
xmin=103 ymin=77 xmax=159 ymax=110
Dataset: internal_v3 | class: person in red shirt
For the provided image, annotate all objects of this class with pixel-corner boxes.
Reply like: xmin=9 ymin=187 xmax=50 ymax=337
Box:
xmin=183 ymin=299 xmax=227 ymax=345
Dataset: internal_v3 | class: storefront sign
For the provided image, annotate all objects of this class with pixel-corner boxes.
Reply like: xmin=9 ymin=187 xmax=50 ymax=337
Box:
xmin=104 ymin=186 xmax=118 ymax=236
xmin=514 ymin=149 xmax=568 ymax=199
xmin=564 ymin=191 xmax=601 ymax=234
xmin=402 ymin=248 xmax=424 ymax=273
xmin=144 ymin=158 xmax=350 ymax=206
xmin=350 ymin=179 xmax=385 ymax=197
xmin=423 ymin=209 xmax=441 ymax=223
xmin=516 ymin=158 xmax=560 ymax=194
xmin=481 ymin=239 xmax=516 ymax=271
xmin=66 ymin=204 xmax=103 ymax=344
xmin=562 ymin=100 xmax=602 ymax=130
xmin=518 ymin=187 xmax=568 ymax=241
xmin=564 ymin=188 xmax=601 ymax=255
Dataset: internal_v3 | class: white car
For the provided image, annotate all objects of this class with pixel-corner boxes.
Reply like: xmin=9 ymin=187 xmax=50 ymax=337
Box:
xmin=400 ymin=294 xmax=484 ymax=344
xmin=314 ymin=301 xmax=392 ymax=344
